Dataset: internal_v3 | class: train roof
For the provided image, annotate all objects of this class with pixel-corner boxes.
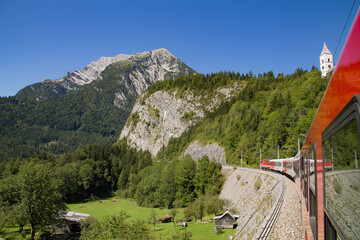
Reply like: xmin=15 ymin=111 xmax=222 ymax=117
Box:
xmin=270 ymin=157 xmax=296 ymax=162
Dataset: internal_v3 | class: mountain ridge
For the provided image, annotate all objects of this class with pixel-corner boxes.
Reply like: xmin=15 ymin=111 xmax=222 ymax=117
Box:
xmin=15 ymin=48 xmax=186 ymax=100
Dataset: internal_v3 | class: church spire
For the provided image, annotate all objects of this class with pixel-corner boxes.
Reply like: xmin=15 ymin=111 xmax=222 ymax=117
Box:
xmin=320 ymin=42 xmax=332 ymax=56
xmin=319 ymin=42 xmax=334 ymax=77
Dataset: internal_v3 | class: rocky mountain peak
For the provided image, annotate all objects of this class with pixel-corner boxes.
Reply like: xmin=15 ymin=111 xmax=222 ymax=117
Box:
xmin=16 ymin=48 xmax=194 ymax=100
xmin=61 ymin=48 xmax=180 ymax=88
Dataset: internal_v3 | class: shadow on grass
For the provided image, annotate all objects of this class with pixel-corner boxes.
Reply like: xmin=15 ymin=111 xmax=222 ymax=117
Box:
xmin=152 ymin=228 xmax=165 ymax=231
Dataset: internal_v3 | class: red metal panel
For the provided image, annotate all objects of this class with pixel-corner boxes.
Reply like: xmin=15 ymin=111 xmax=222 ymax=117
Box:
xmin=301 ymin=9 xmax=360 ymax=240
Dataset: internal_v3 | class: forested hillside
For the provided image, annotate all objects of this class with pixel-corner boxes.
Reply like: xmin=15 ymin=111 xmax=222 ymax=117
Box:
xmin=153 ymin=68 xmax=331 ymax=166
xmin=0 ymin=81 xmax=132 ymax=161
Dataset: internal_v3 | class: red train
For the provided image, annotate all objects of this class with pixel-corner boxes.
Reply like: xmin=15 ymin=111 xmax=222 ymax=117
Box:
xmin=261 ymin=8 xmax=360 ymax=240
xmin=295 ymin=8 xmax=360 ymax=240
xmin=268 ymin=157 xmax=298 ymax=178
xmin=260 ymin=158 xmax=271 ymax=169
xmin=297 ymin=7 xmax=360 ymax=240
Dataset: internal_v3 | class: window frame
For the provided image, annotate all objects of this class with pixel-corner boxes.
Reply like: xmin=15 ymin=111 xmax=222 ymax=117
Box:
xmin=309 ymin=143 xmax=317 ymax=239
xmin=303 ymin=151 xmax=309 ymax=211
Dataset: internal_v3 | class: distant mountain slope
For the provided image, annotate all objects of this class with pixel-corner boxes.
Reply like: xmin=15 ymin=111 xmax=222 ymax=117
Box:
xmin=0 ymin=49 xmax=195 ymax=161
xmin=120 ymin=69 xmax=331 ymax=166
xmin=15 ymin=49 xmax=192 ymax=100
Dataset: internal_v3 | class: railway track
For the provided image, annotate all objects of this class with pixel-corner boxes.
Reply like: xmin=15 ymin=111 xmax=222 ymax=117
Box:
xmin=233 ymin=170 xmax=285 ymax=240
xmin=257 ymin=180 xmax=285 ymax=239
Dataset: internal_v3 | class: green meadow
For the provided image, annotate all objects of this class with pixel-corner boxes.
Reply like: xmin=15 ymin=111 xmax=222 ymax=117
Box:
xmin=1 ymin=197 xmax=236 ymax=239
xmin=68 ymin=197 xmax=236 ymax=240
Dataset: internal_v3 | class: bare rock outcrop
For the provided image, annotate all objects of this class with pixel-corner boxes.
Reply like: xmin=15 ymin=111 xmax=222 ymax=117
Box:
xmin=119 ymin=83 xmax=243 ymax=156
xmin=182 ymin=141 xmax=227 ymax=165
xmin=120 ymin=90 xmax=207 ymax=156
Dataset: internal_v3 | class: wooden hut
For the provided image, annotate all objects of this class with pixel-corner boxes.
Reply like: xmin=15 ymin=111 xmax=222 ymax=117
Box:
xmin=213 ymin=211 xmax=239 ymax=229
xmin=156 ymin=216 xmax=173 ymax=223
xmin=53 ymin=211 xmax=90 ymax=234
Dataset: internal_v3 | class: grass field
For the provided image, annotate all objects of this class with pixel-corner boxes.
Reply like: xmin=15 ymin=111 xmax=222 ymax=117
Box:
xmin=68 ymin=197 xmax=236 ymax=240
xmin=1 ymin=197 xmax=236 ymax=239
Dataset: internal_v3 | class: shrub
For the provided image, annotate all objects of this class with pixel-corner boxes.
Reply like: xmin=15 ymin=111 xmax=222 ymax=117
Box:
xmin=254 ymin=177 xmax=262 ymax=191
xmin=333 ymin=178 xmax=342 ymax=194
xmin=213 ymin=226 xmax=223 ymax=235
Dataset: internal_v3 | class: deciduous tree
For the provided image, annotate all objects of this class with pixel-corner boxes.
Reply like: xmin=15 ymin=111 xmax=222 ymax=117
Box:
xmin=16 ymin=162 xmax=66 ymax=239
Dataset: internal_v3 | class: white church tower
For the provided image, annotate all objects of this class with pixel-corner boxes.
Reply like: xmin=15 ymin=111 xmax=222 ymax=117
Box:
xmin=320 ymin=42 xmax=334 ymax=77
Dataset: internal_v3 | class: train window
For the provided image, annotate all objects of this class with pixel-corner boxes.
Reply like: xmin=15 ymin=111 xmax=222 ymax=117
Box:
xmin=309 ymin=147 xmax=316 ymax=193
xmin=309 ymin=145 xmax=317 ymax=239
xmin=325 ymin=214 xmax=337 ymax=240
xmin=322 ymin=95 xmax=360 ymax=240
xmin=301 ymin=156 xmax=305 ymax=197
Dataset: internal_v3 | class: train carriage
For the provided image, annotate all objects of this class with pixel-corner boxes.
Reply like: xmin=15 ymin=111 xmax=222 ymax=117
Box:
xmin=269 ymin=159 xmax=283 ymax=172
xmin=260 ymin=159 xmax=271 ymax=169
xmin=268 ymin=157 xmax=297 ymax=178
xmin=296 ymin=8 xmax=360 ymax=240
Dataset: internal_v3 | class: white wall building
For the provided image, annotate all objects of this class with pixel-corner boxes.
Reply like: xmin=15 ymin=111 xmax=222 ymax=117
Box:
xmin=320 ymin=42 xmax=335 ymax=77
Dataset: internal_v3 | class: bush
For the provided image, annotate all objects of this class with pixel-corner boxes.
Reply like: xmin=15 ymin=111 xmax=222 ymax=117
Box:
xmin=213 ymin=226 xmax=223 ymax=235
xmin=254 ymin=177 xmax=262 ymax=191
xmin=333 ymin=178 xmax=342 ymax=194
xmin=171 ymin=230 xmax=193 ymax=240
xmin=86 ymin=194 xmax=99 ymax=202
xmin=80 ymin=211 xmax=152 ymax=240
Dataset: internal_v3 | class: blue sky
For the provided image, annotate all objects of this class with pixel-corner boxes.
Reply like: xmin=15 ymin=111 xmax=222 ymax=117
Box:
xmin=0 ymin=0 xmax=359 ymax=97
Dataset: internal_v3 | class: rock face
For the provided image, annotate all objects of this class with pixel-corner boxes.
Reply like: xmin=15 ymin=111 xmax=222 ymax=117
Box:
xmin=120 ymin=83 xmax=243 ymax=157
xmin=183 ymin=141 xmax=227 ymax=165
xmin=16 ymin=49 xmax=195 ymax=100
xmin=63 ymin=53 xmax=130 ymax=86
xmin=120 ymin=90 xmax=206 ymax=156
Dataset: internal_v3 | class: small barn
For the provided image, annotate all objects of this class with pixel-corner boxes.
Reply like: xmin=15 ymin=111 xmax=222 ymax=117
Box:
xmin=213 ymin=211 xmax=239 ymax=229
xmin=156 ymin=216 xmax=173 ymax=223
xmin=53 ymin=211 xmax=90 ymax=234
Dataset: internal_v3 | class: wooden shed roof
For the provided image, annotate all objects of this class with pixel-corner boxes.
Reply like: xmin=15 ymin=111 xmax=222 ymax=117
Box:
xmin=213 ymin=211 xmax=239 ymax=220
xmin=59 ymin=211 xmax=90 ymax=223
